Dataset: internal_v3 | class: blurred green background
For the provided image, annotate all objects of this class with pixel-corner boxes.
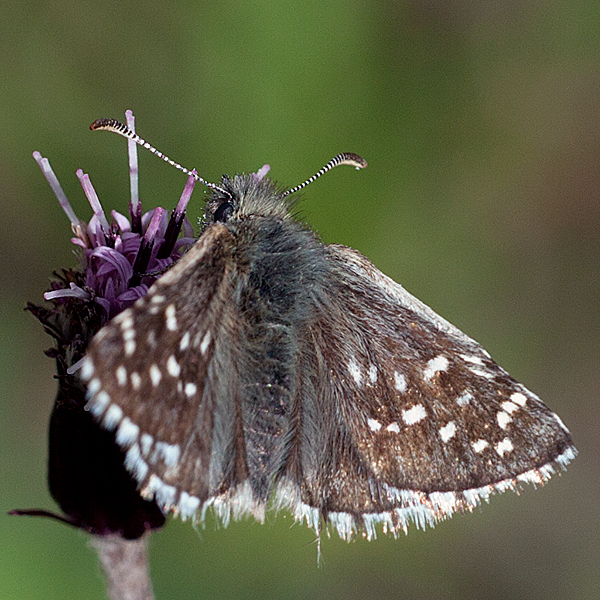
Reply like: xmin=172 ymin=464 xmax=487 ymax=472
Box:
xmin=1 ymin=1 xmax=598 ymax=599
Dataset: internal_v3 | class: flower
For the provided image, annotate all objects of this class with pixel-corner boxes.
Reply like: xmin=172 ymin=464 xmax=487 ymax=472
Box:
xmin=35 ymin=123 xmax=196 ymax=324
xmin=13 ymin=111 xmax=199 ymax=538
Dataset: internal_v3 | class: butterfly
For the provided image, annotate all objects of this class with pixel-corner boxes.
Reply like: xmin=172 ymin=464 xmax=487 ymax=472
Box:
xmin=80 ymin=119 xmax=576 ymax=541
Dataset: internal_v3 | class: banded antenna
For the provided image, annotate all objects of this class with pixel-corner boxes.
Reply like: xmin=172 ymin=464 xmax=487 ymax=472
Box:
xmin=90 ymin=119 xmax=229 ymax=196
xmin=91 ymin=118 xmax=367 ymax=198
xmin=282 ymin=152 xmax=367 ymax=197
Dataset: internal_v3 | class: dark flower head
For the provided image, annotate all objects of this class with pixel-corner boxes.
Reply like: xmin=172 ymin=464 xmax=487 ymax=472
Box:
xmin=14 ymin=111 xmax=200 ymax=538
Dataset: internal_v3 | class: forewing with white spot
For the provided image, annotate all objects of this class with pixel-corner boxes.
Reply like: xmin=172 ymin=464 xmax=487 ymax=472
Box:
xmin=81 ymin=224 xmax=244 ymax=518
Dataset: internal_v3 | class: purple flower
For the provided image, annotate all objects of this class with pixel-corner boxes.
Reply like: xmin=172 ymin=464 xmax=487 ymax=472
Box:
xmin=33 ymin=112 xmax=196 ymax=325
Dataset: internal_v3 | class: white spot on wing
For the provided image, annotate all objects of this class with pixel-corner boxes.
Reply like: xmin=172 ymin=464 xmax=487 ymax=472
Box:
xmin=510 ymin=392 xmax=528 ymax=407
xmin=142 ymin=474 xmax=176 ymax=509
xmin=89 ymin=390 xmax=110 ymax=416
xmin=517 ymin=470 xmax=543 ymax=485
xmin=131 ymin=372 xmax=142 ymax=390
xmin=428 ymin=491 xmax=458 ymax=514
xmin=497 ymin=411 xmax=512 ymax=429
xmin=423 ymin=355 xmax=449 ymax=381
xmin=116 ymin=366 xmax=127 ymax=386
xmin=460 ymin=354 xmax=484 ymax=365
xmin=555 ymin=446 xmax=577 ymax=468
xmin=150 ymin=364 xmax=162 ymax=387
xmin=116 ymin=417 xmax=140 ymax=445
xmin=402 ymin=404 xmax=426 ymax=425
xmin=151 ymin=294 xmax=166 ymax=304
xmin=179 ymin=331 xmax=190 ymax=351
xmin=501 ymin=400 xmax=520 ymax=414
xmin=457 ymin=391 xmax=473 ymax=406
xmin=80 ymin=358 xmax=94 ymax=381
xmin=124 ymin=339 xmax=136 ymax=356
xmin=368 ymin=418 xmax=382 ymax=431
xmin=200 ymin=330 xmax=211 ymax=356
xmin=328 ymin=512 xmax=355 ymax=541
xmin=348 ymin=357 xmax=362 ymax=386
xmin=470 ymin=368 xmax=494 ymax=379
xmin=179 ymin=491 xmax=201 ymax=520
xmin=146 ymin=330 xmax=157 ymax=347
xmin=103 ymin=404 xmax=123 ymax=430
xmin=368 ymin=364 xmax=377 ymax=384
xmin=472 ymin=439 xmax=489 ymax=453
xmin=184 ymin=382 xmax=197 ymax=397
xmin=495 ymin=438 xmax=514 ymax=456
xmin=386 ymin=422 xmax=400 ymax=433
xmin=87 ymin=377 xmax=101 ymax=395
xmin=122 ymin=328 xmax=135 ymax=342
xmin=122 ymin=314 xmax=133 ymax=328
xmin=165 ymin=304 xmax=178 ymax=331
xmin=166 ymin=355 xmax=181 ymax=378
xmin=140 ymin=433 xmax=153 ymax=456
xmin=394 ymin=371 xmax=407 ymax=393
xmin=124 ymin=444 xmax=149 ymax=481
xmin=439 ymin=420 xmax=457 ymax=443
xmin=154 ymin=441 xmax=181 ymax=468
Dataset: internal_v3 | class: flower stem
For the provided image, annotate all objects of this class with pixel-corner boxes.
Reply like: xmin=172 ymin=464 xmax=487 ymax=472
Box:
xmin=90 ymin=533 xmax=155 ymax=600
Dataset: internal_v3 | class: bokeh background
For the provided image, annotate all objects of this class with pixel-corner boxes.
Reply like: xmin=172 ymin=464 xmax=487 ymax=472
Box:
xmin=1 ymin=2 xmax=598 ymax=599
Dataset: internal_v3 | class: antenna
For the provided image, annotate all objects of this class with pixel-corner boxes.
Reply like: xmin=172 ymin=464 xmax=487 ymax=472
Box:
xmin=90 ymin=119 xmax=229 ymax=196
xmin=282 ymin=152 xmax=367 ymax=197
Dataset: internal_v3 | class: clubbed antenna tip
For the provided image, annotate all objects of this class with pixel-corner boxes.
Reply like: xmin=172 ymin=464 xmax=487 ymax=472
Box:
xmin=282 ymin=152 xmax=367 ymax=197
xmin=90 ymin=119 xmax=228 ymax=196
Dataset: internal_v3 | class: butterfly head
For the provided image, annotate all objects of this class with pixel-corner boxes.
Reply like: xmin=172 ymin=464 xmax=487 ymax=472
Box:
xmin=202 ymin=151 xmax=368 ymax=225
xmin=206 ymin=173 xmax=291 ymax=225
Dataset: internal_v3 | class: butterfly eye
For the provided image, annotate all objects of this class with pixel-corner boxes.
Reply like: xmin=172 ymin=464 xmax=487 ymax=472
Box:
xmin=214 ymin=202 xmax=234 ymax=223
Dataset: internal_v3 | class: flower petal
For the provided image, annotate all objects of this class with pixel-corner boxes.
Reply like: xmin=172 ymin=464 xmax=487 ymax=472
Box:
xmin=111 ymin=210 xmax=131 ymax=232
xmin=91 ymin=246 xmax=134 ymax=286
